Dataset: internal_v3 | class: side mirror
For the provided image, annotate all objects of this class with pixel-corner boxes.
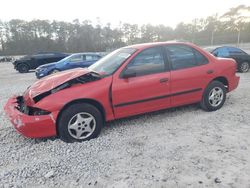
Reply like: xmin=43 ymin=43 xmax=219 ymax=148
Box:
xmin=122 ymin=70 xmax=136 ymax=79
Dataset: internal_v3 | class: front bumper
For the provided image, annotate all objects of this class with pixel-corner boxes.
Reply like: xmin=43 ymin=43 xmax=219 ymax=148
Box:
xmin=4 ymin=96 xmax=57 ymax=138
xmin=35 ymin=70 xmax=47 ymax=79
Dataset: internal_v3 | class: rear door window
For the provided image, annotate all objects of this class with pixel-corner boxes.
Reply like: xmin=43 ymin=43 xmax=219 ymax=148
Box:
xmin=165 ymin=45 xmax=197 ymax=70
xmin=194 ymin=50 xmax=208 ymax=65
xmin=227 ymin=47 xmax=246 ymax=55
xmin=86 ymin=55 xmax=100 ymax=61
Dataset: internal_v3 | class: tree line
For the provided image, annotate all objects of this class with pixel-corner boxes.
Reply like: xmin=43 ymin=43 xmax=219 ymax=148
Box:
xmin=0 ymin=5 xmax=250 ymax=55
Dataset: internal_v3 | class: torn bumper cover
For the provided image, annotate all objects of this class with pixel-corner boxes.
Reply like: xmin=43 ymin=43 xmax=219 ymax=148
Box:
xmin=4 ymin=96 xmax=57 ymax=138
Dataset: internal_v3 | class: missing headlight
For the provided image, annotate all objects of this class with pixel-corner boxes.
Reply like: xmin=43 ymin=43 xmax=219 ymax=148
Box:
xmin=29 ymin=107 xmax=51 ymax=116
xmin=16 ymin=96 xmax=50 ymax=115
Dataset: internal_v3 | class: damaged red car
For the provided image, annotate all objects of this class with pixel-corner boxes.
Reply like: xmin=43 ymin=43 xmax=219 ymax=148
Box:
xmin=4 ymin=42 xmax=240 ymax=142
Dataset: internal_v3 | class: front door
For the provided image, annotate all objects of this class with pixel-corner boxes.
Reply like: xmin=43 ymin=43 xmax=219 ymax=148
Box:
xmin=112 ymin=46 xmax=171 ymax=119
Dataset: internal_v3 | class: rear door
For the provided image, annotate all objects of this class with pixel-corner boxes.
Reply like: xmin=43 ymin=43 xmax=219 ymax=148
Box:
xmin=81 ymin=55 xmax=100 ymax=67
xmin=112 ymin=46 xmax=171 ymax=118
xmin=227 ymin=47 xmax=249 ymax=62
xmin=165 ymin=44 xmax=213 ymax=107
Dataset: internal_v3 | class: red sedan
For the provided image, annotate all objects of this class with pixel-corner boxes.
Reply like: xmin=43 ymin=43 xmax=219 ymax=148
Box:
xmin=4 ymin=42 xmax=240 ymax=142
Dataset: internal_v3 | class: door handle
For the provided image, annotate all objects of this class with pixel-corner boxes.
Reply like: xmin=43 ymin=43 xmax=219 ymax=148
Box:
xmin=159 ymin=78 xmax=169 ymax=83
xmin=207 ymin=70 xmax=214 ymax=74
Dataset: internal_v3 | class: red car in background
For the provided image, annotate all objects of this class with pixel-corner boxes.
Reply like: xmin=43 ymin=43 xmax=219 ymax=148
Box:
xmin=4 ymin=42 xmax=240 ymax=142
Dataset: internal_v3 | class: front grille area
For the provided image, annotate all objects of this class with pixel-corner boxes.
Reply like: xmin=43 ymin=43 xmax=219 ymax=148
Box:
xmin=16 ymin=96 xmax=51 ymax=116
xmin=16 ymin=96 xmax=29 ymax=114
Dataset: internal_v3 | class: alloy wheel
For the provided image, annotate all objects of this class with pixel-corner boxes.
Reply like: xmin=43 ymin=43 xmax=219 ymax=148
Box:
xmin=208 ymin=87 xmax=224 ymax=107
xmin=240 ymin=62 xmax=249 ymax=73
xmin=67 ymin=112 xmax=96 ymax=140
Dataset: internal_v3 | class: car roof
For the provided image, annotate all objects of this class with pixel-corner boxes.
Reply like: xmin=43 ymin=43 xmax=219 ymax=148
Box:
xmin=124 ymin=41 xmax=195 ymax=50
xmin=35 ymin=52 xmax=67 ymax=55
xmin=70 ymin=53 xmax=101 ymax=56
xmin=207 ymin=46 xmax=244 ymax=52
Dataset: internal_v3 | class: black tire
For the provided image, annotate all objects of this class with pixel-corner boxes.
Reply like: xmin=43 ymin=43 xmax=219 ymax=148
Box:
xmin=200 ymin=81 xmax=227 ymax=111
xmin=17 ymin=64 xmax=29 ymax=73
xmin=57 ymin=103 xmax=103 ymax=143
xmin=238 ymin=62 xmax=249 ymax=73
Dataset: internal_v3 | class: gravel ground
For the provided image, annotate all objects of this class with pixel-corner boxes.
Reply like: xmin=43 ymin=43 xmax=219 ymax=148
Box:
xmin=0 ymin=62 xmax=250 ymax=188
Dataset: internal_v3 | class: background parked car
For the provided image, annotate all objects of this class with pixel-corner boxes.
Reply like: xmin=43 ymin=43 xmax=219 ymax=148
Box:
xmin=0 ymin=56 xmax=15 ymax=63
xmin=35 ymin=53 xmax=102 ymax=79
xmin=13 ymin=52 xmax=69 ymax=73
xmin=206 ymin=46 xmax=250 ymax=73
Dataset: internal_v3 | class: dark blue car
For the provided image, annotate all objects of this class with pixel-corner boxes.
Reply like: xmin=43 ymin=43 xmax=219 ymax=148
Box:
xmin=35 ymin=53 xmax=102 ymax=79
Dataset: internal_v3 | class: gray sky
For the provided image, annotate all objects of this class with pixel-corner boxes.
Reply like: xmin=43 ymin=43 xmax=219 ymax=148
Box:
xmin=1 ymin=0 xmax=250 ymax=27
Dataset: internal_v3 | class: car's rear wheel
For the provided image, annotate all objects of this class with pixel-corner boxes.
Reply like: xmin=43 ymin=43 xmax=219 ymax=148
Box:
xmin=238 ymin=62 xmax=249 ymax=73
xmin=200 ymin=81 xmax=226 ymax=111
xmin=17 ymin=64 xmax=29 ymax=73
xmin=57 ymin=103 xmax=103 ymax=143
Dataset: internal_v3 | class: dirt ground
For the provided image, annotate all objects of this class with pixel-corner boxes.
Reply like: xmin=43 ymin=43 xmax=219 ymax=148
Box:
xmin=0 ymin=62 xmax=250 ymax=188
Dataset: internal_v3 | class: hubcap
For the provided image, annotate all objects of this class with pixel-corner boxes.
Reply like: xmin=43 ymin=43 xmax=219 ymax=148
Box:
xmin=19 ymin=65 xmax=28 ymax=72
xmin=208 ymin=87 xmax=224 ymax=107
xmin=68 ymin=112 xmax=96 ymax=140
xmin=241 ymin=62 xmax=249 ymax=72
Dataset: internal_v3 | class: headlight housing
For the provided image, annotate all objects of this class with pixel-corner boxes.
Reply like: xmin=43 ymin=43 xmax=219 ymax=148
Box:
xmin=17 ymin=96 xmax=51 ymax=116
xmin=30 ymin=107 xmax=51 ymax=115
xmin=37 ymin=67 xmax=47 ymax=72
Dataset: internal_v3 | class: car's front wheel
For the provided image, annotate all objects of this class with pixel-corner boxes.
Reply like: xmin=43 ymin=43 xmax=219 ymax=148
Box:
xmin=57 ymin=103 xmax=103 ymax=143
xmin=238 ymin=62 xmax=249 ymax=73
xmin=49 ymin=69 xmax=60 ymax=75
xmin=200 ymin=81 xmax=227 ymax=111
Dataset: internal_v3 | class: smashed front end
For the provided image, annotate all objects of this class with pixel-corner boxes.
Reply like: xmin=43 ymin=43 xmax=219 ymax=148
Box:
xmin=4 ymin=68 xmax=102 ymax=138
xmin=4 ymin=96 xmax=57 ymax=138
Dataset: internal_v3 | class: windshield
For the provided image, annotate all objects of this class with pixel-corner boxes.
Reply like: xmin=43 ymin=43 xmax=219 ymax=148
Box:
xmin=57 ymin=54 xmax=73 ymax=63
xmin=89 ymin=48 xmax=137 ymax=76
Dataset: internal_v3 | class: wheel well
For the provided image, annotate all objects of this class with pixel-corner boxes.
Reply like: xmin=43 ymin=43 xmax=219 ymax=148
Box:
xmin=240 ymin=60 xmax=250 ymax=63
xmin=212 ymin=76 xmax=229 ymax=90
xmin=238 ymin=60 xmax=250 ymax=67
xmin=55 ymin=99 xmax=106 ymax=134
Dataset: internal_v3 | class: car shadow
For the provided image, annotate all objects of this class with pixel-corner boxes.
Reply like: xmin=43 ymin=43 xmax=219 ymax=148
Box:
xmin=31 ymin=103 xmax=201 ymax=144
xmin=105 ymin=103 xmax=200 ymax=128
xmin=8 ymin=70 xmax=36 ymax=75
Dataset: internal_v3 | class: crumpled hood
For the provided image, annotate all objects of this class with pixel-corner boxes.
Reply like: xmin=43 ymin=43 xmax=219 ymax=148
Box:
xmin=26 ymin=68 xmax=92 ymax=99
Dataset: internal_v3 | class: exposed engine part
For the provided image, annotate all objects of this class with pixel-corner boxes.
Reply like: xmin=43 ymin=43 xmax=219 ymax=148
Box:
xmin=33 ymin=72 xmax=101 ymax=103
